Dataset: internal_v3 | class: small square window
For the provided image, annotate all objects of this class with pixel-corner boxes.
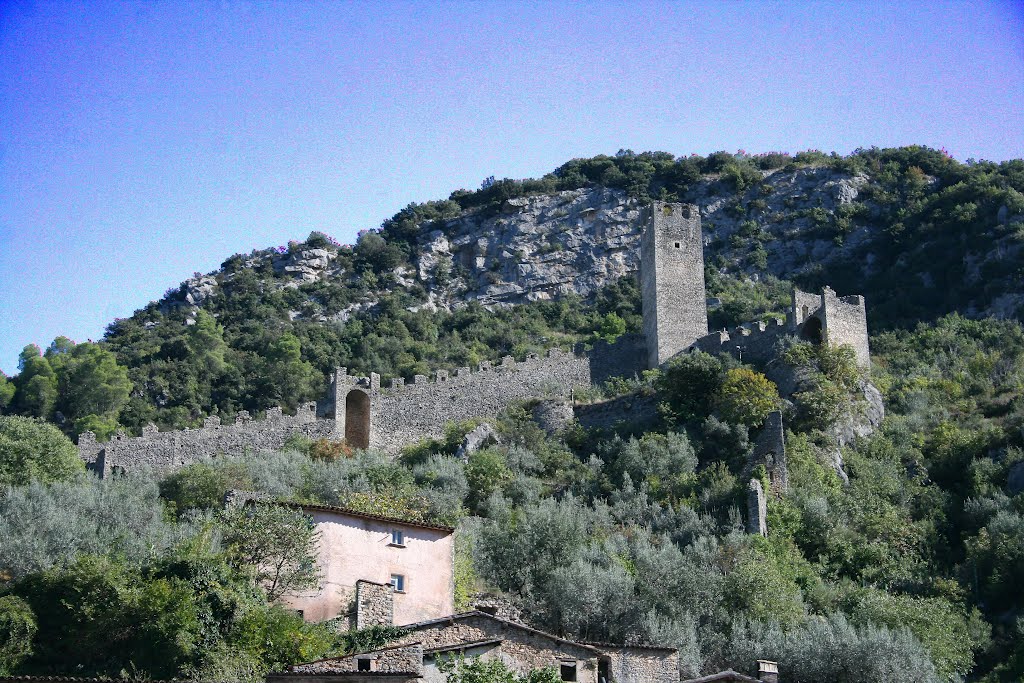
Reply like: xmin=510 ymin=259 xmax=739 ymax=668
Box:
xmin=674 ymin=242 xmax=681 ymax=248
xmin=560 ymin=662 xmax=577 ymax=681
xmin=390 ymin=574 xmax=405 ymax=592
xmin=391 ymin=529 xmax=405 ymax=546
xmin=357 ymin=658 xmax=372 ymax=672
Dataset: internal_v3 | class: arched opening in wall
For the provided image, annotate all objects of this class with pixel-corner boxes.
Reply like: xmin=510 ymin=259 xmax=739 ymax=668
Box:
xmin=800 ymin=316 xmax=824 ymax=345
xmin=344 ymin=390 xmax=371 ymax=449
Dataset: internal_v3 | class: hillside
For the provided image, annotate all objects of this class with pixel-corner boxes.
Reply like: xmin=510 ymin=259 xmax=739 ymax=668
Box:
xmin=1 ymin=147 xmax=1024 ymax=682
xmin=29 ymin=146 xmax=1012 ymax=435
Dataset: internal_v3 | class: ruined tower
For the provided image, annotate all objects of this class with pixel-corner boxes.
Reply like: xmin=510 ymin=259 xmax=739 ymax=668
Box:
xmin=789 ymin=286 xmax=871 ymax=368
xmin=641 ymin=202 xmax=708 ymax=368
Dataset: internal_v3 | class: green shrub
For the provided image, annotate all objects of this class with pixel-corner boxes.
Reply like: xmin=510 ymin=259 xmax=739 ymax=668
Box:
xmin=716 ymin=368 xmax=780 ymax=428
xmin=0 ymin=415 xmax=83 ymax=487
xmin=0 ymin=596 xmax=36 ymax=674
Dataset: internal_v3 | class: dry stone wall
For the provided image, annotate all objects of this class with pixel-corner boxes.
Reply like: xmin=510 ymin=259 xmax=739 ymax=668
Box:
xmin=600 ymin=646 xmax=679 ymax=683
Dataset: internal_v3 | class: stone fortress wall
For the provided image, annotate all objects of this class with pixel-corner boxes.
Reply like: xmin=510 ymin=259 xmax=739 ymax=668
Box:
xmin=79 ymin=403 xmax=336 ymax=477
xmin=78 ymin=339 xmax=646 ymax=474
xmin=78 ymin=200 xmax=871 ymax=475
xmin=326 ymin=348 xmax=593 ymax=453
xmin=694 ymin=285 xmax=871 ymax=370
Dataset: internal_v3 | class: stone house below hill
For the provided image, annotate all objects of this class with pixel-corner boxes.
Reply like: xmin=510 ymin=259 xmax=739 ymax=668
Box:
xmin=270 ymin=610 xmax=679 ymax=683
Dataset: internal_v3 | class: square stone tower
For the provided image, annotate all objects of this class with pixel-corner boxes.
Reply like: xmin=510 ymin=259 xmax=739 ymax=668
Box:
xmin=641 ymin=202 xmax=708 ymax=368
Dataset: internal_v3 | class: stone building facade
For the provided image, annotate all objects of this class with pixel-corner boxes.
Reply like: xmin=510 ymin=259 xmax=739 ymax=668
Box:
xmin=277 ymin=611 xmax=679 ymax=683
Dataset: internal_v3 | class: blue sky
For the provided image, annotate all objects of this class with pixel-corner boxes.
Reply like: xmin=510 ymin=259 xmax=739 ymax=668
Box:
xmin=1 ymin=0 xmax=1023 ymax=375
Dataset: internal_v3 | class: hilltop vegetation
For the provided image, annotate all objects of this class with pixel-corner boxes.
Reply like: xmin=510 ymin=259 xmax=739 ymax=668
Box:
xmin=2 ymin=146 xmax=1022 ymax=437
xmin=1 ymin=147 xmax=1024 ymax=681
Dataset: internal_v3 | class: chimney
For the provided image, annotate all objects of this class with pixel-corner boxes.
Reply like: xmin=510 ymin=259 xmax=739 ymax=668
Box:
xmin=355 ymin=579 xmax=394 ymax=629
xmin=757 ymin=660 xmax=779 ymax=683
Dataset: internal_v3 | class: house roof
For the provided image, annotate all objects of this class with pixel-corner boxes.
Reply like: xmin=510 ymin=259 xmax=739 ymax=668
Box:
xmin=259 ymin=499 xmax=455 ymax=533
xmin=579 ymin=641 xmax=679 ymax=652
xmin=681 ymin=670 xmax=763 ymax=683
xmin=400 ymin=611 xmax=604 ymax=655
xmin=286 ymin=642 xmax=423 ymax=672
xmin=423 ymin=639 xmax=504 ymax=655
xmin=270 ymin=674 xmax=421 ymax=679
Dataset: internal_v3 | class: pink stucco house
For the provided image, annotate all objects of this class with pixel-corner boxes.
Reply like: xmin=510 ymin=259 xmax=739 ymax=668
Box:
xmin=276 ymin=502 xmax=455 ymax=626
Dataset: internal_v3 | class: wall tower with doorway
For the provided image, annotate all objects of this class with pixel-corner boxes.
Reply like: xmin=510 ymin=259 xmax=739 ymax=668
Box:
xmin=324 ymin=368 xmax=378 ymax=450
xmin=640 ymin=201 xmax=708 ymax=368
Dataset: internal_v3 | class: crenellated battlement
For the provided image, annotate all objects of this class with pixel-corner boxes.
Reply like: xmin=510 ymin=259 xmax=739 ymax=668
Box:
xmin=79 ymin=401 xmax=329 ymax=477
xmin=693 ymin=317 xmax=788 ymax=364
xmin=369 ymin=349 xmax=572 ymax=396
xmin=327 ymin=347 xmax=594 ymax=453
xmin=692 ymin=286 xmax=869 ymax=368
xmin=80 ymin=338 xmax=641 ymax=476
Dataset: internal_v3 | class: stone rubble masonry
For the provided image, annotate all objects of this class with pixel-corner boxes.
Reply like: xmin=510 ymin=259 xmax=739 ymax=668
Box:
xmin=391 ymin=612 xmax=678 ymax=683
xmin=471 ymin=594 xmax=526 ymax=623
xmin=599 ymin=645 xmax=680 ymax=683
xmin=77 ymin=402 xmax=334 ymax=477
xmin=819 ymin=287 xmax=871 ymax=368
xmin=77 ymin=336 xmax=650 ymax=473
xmin=531 ymin=400 xmax=576 ymax=436
xmin=573 ymin=392 xmax=661 ymax=434
xmin=694 ymin=285 xmax=871 ymax=369
xmin=746 ymin=479 xmax=768 ymax=537
xmin=641 ymin=202 xmax=709 ymax=368
xmin=326 ymin=348 xmax=595 ymax=453
xmin=744 ymin=411 xmax=787 ymax=536
xmin=356 ymin=579 xmax=395 ymax=629
xmin=394 ymin=613 xmax=602 ymax=682
xmin=284 ymin=642 xmax=424 ymax=675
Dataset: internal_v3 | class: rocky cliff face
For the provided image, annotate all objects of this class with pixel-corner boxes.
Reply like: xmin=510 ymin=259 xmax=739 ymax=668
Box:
xmin=165 ymin=164 xmax=1023 ymax=326
xmin=417 ymin=187 xmax=645 ymax=308
xmin=413 ymin=167 xmax=874 ymax=310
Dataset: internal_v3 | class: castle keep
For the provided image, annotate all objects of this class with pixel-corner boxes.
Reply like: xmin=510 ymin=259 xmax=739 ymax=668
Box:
xmin=641 ymin=202 xmax=708 ymax=367
xmin=78 ymin=202 xmax=870 ymax=474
